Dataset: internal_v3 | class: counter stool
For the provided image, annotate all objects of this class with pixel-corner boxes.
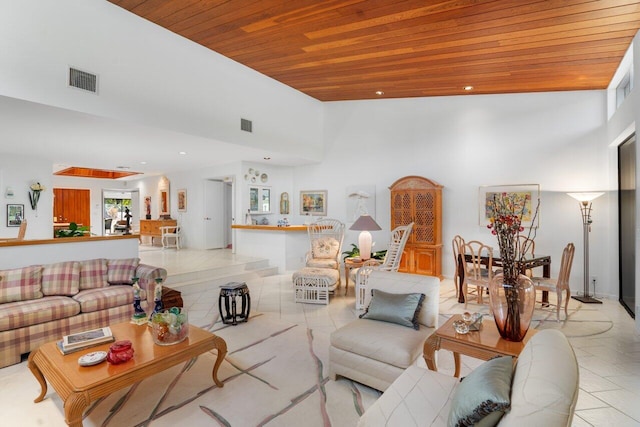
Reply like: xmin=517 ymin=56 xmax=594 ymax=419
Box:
xmin=219 ymin=282 xmax=251 ymax=325
xmin=292 ymin=267 xmax=339 ymax=305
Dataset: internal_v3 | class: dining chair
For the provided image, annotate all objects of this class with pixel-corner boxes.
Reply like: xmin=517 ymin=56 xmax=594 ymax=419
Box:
xmin=462 ymin=240 xmax=494 ymax=308
xmin=160 ymin=225 xmax=182 ymax=250
xmin=451 ymin=235 xmax=465 ymax=298
xmin=532 ymin=243 xmax=575 ymax=321
xmin=516 ymin=235 xmax=536 ymax=276
xmin=0 ymin=220 xmax=27 ymax=242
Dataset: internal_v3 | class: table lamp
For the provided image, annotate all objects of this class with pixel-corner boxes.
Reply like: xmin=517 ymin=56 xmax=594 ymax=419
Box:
xmin=567 ymin=192 xmax=605 ymax=304
xmin=350 ymin=214 xmax=381 ymax=260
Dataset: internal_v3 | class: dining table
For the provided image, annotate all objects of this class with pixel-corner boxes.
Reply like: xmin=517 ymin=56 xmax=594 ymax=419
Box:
xmin=456 ymin=251 xmax=551 ymax=304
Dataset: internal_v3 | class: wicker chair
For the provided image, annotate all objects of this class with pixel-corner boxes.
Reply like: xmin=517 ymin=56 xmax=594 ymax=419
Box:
xmin=354 ymin=223 xmax=414 ymax=309
xmin=304 ymin=219 xmax=345 ymax=277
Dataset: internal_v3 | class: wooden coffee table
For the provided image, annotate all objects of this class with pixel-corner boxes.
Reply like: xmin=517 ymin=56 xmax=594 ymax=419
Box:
xmin=28 ymin=321 xmax=227 ymax=427
xmin=423 ymin=314 xmax=537 ymax=377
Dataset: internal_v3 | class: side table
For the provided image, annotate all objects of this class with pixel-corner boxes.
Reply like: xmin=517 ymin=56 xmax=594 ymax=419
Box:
xmin=343 ymin=257 xmax=365 ymax=293
xmin=423 ymin=315 xmax=537 ymax=377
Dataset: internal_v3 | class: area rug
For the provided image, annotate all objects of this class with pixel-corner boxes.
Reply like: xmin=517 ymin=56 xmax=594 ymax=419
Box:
xmin=438 ymin=281 xmax=613 ymax=337
xmin=0 ymin=313 xmax=381 ymax=427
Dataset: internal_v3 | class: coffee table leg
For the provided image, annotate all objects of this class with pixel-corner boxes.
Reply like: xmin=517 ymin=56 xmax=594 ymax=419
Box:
xmin=64 ymin=392 xmax=89 ymax=427
xmin=423 ymin=334 xmax=439 ymax=371
xmin=212 ymin=335 xmax=228 ymax=387
xmin=453 ymin=353 xmax=461 ymax=378
xmin=27 ymin=350 xmax=48 ymax=403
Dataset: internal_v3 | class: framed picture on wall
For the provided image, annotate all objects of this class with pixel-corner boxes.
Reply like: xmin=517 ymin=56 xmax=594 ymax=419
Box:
xmin=177 ymin=189 xmax=187 ymax=212
xmin=300 ymin=190 xmax=327 ymax=216
xmin=7 ymin=204 xmax=24 ymax=227
xmin=478 ymin=184 xmax=540 ymax=228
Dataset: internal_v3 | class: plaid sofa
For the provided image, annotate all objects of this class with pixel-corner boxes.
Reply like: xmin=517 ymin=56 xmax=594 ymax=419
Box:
xmin=0 ymin=258 xmax=167 ymax=368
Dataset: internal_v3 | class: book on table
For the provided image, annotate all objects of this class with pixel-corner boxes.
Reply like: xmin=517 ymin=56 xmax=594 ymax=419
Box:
xmin=61 ymin=326 xmax=114 ymax=352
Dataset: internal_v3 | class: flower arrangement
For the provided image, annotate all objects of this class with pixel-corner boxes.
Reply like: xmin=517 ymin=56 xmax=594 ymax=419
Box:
xmin=29 ymin=182 xmax=45 ymax=210
xmin=486 ymin=192 xmax=539 ymax=341
xmin=486 ymin=192 xmax=538 ymax=283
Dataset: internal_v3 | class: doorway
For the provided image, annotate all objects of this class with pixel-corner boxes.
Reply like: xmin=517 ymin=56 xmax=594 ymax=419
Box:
xmin=618 ymin=134 xmax=636 ymax=318
xmin=203 ymin=178 xmax=234 ymax=250
xmin=102 ymin=190 xmax=140 ymax=236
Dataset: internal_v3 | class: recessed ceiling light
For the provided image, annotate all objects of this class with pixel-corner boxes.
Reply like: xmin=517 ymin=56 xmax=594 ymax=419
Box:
xmin=140 ymin=161 xmax=147 ymax=165
xmin=264 ymin=157 xmax=271 ymax=160
xmin=116 ymin=166 xmax=130 ymax=169
xmin=463 ymin=86 xmax=474 ymax=91
xmin=179 ymin=151 xmax=187 ymax=155
xmin=375 ymin=90 xmax=384 ymax=96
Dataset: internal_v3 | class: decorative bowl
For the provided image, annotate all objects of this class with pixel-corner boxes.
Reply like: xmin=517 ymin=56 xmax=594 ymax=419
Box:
xmin=453 ymin=320 xmax=469 ymax=334
xmin=150 ymin=307 xmax=189 ymax=346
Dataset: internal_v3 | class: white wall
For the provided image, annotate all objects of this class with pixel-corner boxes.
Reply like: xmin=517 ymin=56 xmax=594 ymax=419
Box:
xmin=287 ymin=90 xmax=614 ymax=299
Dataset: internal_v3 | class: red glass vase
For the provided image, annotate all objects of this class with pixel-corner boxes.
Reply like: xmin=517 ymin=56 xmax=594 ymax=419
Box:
xmin=106 ymin=340 xmax=134 ymax=364
xmin=488 ymin=273 xmax=535 ymax=342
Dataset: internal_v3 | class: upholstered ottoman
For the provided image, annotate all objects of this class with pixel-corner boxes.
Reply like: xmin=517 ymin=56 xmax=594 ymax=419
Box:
xmin=292 ymin=267 xmax=339 ymax=304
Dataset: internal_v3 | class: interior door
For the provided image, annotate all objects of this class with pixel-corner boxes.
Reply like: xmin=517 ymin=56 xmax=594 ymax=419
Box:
xmin=204 ymin=180 xmax=225 ymax=249
xmin=618 ymin=134 xmax=636 ymax=318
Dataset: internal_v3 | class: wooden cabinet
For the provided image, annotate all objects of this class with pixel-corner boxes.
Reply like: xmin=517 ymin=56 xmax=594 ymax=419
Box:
xmin=53 ymin=188 xmax=91 ymax=228
xmin=390 ymin=176 xmax=443 ymax=278
xmin=140 ymin=219 xmax=177 ymax=244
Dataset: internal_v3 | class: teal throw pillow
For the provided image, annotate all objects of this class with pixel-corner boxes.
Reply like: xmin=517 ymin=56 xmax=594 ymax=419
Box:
xmin=447 ymin=356 xmax=514 ymax=427
xmin=359 ymin=289 xmax=425 ymax=330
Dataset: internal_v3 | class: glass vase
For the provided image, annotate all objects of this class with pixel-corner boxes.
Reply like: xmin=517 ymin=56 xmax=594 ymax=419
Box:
xmin=488 ymin=273 xmax=535 ymax=342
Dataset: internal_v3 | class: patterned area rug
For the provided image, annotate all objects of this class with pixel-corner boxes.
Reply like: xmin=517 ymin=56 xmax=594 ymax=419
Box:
xmin=1 ymin=313 xmax=380 ymax=427
xmin=439 ymin=283 xmax=614 ymax=337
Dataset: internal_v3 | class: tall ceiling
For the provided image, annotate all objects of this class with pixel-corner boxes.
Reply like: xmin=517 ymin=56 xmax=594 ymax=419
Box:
xmin=109 ymin=0 xmax=640 ymax=101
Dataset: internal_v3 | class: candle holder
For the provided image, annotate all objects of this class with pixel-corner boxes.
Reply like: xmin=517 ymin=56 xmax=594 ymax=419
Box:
xmin=131 ymin=277 xmax=147 ymax=325
xmin=149 ymin=277 xmax=164 ymax=323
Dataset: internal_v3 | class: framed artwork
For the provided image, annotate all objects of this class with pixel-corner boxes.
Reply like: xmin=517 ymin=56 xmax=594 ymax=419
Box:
xmin=479 ymin=184 xmax=540 ymax=228
xmin=177 ymin=189 xmax=187 ymax=212
xmin=300 ymin=190 xmax=327 ymax=216
xmin=7 ymin=204 xmax=24 ymax=227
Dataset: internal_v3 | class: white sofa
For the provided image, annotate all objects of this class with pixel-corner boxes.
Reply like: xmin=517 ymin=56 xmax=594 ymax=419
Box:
xmin=329 ymin=270 xmax=440 ymax=391
xmin=358 ymin=329 xmax=579 ymax=426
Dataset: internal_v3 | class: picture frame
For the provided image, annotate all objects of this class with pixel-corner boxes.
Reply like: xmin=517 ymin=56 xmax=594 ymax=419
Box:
xmin=177 ymin=189 xmax=187 ymax=212
xmin=479 ymin=184 xmax=540 ymax=228
xmin=300 ymin=190 xmax=327 ymax=216
xmin=7 ymin=204 xmax=24 ymax=227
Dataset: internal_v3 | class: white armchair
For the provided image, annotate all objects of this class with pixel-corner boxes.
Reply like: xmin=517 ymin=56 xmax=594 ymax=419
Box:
xmin=329 ymin=270 xmax=439 ymax=391
xmin=305 ymin=219 xmax=345 ymax=280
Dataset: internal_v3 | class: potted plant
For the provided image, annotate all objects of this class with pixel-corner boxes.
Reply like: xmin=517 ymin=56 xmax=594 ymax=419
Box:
xmin=55 ymin=222 xmax=90 ymax=238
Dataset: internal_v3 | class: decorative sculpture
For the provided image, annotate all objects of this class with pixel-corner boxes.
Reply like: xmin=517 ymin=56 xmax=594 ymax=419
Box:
xmin=131 ymin=277 xmax=147 ymax=325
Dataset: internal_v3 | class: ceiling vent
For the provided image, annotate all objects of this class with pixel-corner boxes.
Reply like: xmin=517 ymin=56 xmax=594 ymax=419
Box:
xmin=241 ymin=118 xmax=253 ymax=133
xmin=69 ymin=67 xmax=98 ymax=93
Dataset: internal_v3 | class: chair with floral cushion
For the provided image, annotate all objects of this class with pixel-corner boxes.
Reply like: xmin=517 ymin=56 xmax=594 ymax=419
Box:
xmin=305 ymin=218 xmax=345 ymax=284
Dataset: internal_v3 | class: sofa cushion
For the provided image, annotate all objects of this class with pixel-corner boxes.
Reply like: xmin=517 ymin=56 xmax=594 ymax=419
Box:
xmin=312 ymin=237 xmax=340 ymax=259
xmin=107 ymin=258 xmax=140 ymax=284
xmin=331 ymin=318 xmax=432 ymax=369
xmin=447 ymin=356 xmax=513 ymax=427
xmin=0 ymin=296 xmax=80 ymax=332
xmin=356 ymin=365 xmax=459 ymax=427
xmin=73 ymin=285 xmax=135 ymax=313
xmin=0 ymin=266 xmax=43 ymax=303
xmin=79 ymin=258 xmax=109 ymax=289
xmin=360 ymin=289 xmax=425 ymax=330
xmin=41 ymin=261 xmax=80 ymax=296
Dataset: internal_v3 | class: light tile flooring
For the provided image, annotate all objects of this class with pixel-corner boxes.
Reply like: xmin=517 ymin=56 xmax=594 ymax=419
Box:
xmin=141 ymin=248 xmax=640 ymax=426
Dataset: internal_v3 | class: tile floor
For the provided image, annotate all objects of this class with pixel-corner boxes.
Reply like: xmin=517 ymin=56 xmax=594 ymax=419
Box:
xmin=142 ymin=248 xmax=640 ymax=426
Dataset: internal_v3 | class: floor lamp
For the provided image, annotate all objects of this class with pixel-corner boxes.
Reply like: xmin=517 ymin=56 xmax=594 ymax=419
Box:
xmin=567 ymin=192 xmax=604 ymax=304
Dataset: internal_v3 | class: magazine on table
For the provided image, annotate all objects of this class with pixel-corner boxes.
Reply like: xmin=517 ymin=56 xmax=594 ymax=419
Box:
xmin=62 ymin=326 xmax=114 ymax=351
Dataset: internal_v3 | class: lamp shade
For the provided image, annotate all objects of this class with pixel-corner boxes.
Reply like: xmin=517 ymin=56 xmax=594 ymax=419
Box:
xmin=567 ymin=192 xmax=605 ymax=202
xmin=350 ymin=214 xmax=382 ymax=231
xmin=350 ymin=215 xmax=381 ymax=260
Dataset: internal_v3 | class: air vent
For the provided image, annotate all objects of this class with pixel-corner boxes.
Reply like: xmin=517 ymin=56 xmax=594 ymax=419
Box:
xmin=69 ymin=67 xmax=98 ymax=93
xmin=241 ymin=118 xmax=253 ymax=133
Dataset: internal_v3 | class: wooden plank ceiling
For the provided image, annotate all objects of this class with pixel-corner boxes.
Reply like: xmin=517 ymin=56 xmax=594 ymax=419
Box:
xmin=108 ymin=0 xmax=640 ymax=101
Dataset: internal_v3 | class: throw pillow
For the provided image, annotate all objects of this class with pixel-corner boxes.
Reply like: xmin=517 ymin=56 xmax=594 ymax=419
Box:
xmin=359 ymin=289 xmax=425 ymax=330
xmin=79 ymin=258 xmax=109 ymax=289
xmin=41 ymin=261 xmax=80 ymax=296
xmin=447 ymin=356 xmax=514 ymax=427
xmin=0 ymin=265 xmax=43 ymax=303
xmin=107 ymin=258 xmax=140 ymax=284
xmin=312 ymin=237 xmax=340 ymax=259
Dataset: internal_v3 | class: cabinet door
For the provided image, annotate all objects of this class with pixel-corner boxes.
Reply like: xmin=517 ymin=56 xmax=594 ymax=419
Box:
xmin=412 ymin=247 xmax=437 ymax=275
xmin=398 ymin=248 xmax=412 ymax=273
xmin=413 ymin=190 xmax=437 ymax=245
xmin=54 ymin=188 xmax=90 ymax=227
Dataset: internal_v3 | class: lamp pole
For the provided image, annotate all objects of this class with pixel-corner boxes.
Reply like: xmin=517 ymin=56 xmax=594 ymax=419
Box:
xmin=567 ymin=192 xmax=604 ymax=304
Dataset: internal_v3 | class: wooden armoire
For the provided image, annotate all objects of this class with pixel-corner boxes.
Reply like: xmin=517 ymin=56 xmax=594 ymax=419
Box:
xmin=390 ymin=176 xmax=443 ymax=278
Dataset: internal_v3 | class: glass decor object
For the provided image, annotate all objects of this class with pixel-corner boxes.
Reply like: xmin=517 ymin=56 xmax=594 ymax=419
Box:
xmin=150 ymin=307 xmax=189 ymax=345
xmin=131 ymin=277 xmax=147 ymax=325
xmin=489 ymin=274 xmax=535 ymax=341
xmin=106 ymin=340 xmax=134 ymax=364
